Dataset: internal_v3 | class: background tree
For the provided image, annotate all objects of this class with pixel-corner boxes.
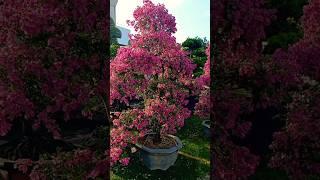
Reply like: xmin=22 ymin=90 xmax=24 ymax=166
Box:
xmin=182 ymin=37 xmax=208 ymax=77
xmin=263 ymin=0 xmax=308 ymax=54
xmin=110 ymin=18 xmax=121 ymax=44
xmin=194 ymin=44 xmax=210 ymax=119
xmin=110 ymin=18 xmax=121 ymax=58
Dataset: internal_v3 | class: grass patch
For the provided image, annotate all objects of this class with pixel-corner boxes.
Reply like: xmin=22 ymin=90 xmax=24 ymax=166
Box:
xmin=179 ymin=116 xmax=210 ymax=160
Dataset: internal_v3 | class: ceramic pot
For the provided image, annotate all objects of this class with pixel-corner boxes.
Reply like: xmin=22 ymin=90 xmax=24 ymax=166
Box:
xmin=202 ymin=120 xmax=211 ymax=138
xmin=135 ymin=134 xmax=183 ymax=170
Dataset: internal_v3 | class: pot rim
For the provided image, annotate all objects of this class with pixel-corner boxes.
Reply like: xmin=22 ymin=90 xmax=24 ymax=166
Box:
xmin=202 ymin=120 xmax=210 ymax=128
xmin=135 ymin=133 xmax=182 ymax=154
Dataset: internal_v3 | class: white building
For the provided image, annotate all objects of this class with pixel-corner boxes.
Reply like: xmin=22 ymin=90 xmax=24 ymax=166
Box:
xmin=110 ymin=0 xmax=130 ymax=46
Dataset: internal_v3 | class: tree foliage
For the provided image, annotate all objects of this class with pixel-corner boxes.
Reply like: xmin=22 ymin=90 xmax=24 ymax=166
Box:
xmin=269 ymin=0 xmax=320 ymax=178
xmin=0 ymin=0 xmax=110 ymax=179
xmin=263 ymin=0 xmax=308 ymax=54
xmin=212 ymin=0 xmax=275 ymax=178
xmin=110 ymin=18 xmax=121 ymax=58
xmin=194 ymin=45 xmax=210 ymax=120
xmin=110 ymin=18 xmax=121 ymax=44
xmin=0 ymin=0 xmax=109 ymax=139
xmin=110 ymin=0 xmax=195 ymax=166
xmin=182 ymin=37 xmax=208 ymax=77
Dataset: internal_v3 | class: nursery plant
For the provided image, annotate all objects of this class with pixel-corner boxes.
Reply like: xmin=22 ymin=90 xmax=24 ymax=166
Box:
xmin=212 ymin=0 xmax=275 ymax=178
xmin=195 ymin=44 xmax=211 ymax=120
xmin=194 ymin=45 xmax=211 ymax=138
xmin=110 ymin=0 xmax=195 ymax=167
xmin=212 ymin=0 xmax=320 ymax=179
xmin=182 ymin=37 xmax=209 ymax=77
xmin=269 ymin=0 xmax=320 ymax=178
xmin=0 ymin=0 xmax=110 ymax=179
xmin=0 ymin=0 xmax=108 ymax=139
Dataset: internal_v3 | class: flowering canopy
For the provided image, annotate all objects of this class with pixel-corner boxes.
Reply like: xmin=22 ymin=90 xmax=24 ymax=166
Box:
xmin=110 ymin=0 xmax=195 ymax=166
xmin=212 ymin=0 xmax=274 ymax=178
xmin=269 ymin=0 xmax=320 ymax=178
xmin=0 ymin=0 xmax=108 ymax=138
xmin=0 ymin=0 xmax=110 ymax=179
xmin=195 ymin=44 xmax=211 ymax=119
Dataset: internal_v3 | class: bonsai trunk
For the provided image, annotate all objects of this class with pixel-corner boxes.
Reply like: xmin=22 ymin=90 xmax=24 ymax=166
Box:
xmin=152 ymin=132 xmax=161 ymax=145
xmin=152 ymin=123 xmax=162 ymax=145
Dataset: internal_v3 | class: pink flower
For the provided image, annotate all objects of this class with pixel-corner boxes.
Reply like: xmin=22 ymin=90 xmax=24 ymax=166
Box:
xmin=119 ymin=157 xmax=130 ymax=166
xmin=16 ymin=159 xmax=33 ymax=174
xmin=113 ymin=119 xmax=121 ymax=127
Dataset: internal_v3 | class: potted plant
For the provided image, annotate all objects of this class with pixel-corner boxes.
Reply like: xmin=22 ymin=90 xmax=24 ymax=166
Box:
xmin=12 ymin=127 xmax=110 ymax=180
xmin=110 ymin=0 xmax=195 ymax=170
xmin=195 ymin=45 xmax=211 ymax=138
xmin=201 ymin=119 xmax=211 ymax=138
xmin=0 ymin=0 xmax=109 ymax=178
xmin=135 ymin=133 xmax=183 ymax=170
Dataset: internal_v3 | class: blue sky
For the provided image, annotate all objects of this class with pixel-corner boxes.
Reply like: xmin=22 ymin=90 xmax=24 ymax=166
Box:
xmin=116 ymin=0 xmax=210 ymax=43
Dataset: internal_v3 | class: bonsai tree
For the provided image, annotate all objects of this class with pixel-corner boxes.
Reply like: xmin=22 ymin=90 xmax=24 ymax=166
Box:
xmin=0 ymin=0 xmax=108 ymax=139
xmin=212 ymin=0 xmax=275 ymax=178
xmin=182 ymin=37 xmax=208 ymax=77
xmin=269 ymin=0 xmax=320 ymax=178
xmin=0 ymin=0 xmax=110 ymax=179
xmin=110 ymin=0 xmax=195 ymax=166
xmin=194 ymin=44 xmax=210 ymax=120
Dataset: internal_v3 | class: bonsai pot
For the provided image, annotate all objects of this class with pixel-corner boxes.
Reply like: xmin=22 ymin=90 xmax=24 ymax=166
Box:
xmin=202 ymin=120 xmax=211 ymax=138
xmin=135 ymin=134 xmax=183 ymax=170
